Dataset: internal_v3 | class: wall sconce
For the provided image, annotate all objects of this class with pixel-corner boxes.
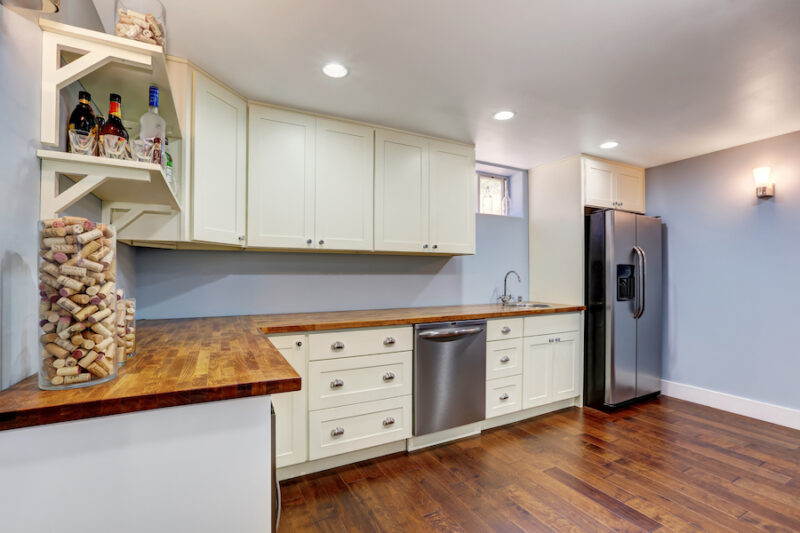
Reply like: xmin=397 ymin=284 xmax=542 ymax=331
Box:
xmin=753 ymin=167 xmax=774 ymax=199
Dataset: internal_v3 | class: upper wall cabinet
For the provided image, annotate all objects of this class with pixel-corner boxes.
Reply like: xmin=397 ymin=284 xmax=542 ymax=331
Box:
xmin=583 ymin=156 xmax=645 ymax=214
xmin=315 ymin=119 xmax=375 ymax=251
xmin=429 ymin=141 xmax=476 ymax=254
xmin=248 ymin=106 xmax=316 ymax=249
xmin=192 ymin=71 xmax=247 ymax=246
xmin=374 ymin=132 xmax=475 ymax=254
xmin=374 ymin=130 xmax=429 ymax=252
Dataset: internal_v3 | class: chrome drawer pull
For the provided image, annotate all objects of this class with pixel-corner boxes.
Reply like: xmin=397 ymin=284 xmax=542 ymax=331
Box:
xmin=499 ymin=393 xmax=510 ymax=401
xmin=382 ymin=417 xmax=395 ymax=427
xmin=500 ymin=355 xmax=510 ymax=363
xmin=331 ymin=341 xmax=345 ymax=351
xmin=383 ymin=337 xmax=396 ymax=346
xmin=330 ymin=379 xmax=344 ymax=389
xmin=330 ymin=427 xmax=344 ymax=437
xmin=382 ymin=372 xmax=396 ymax=382
xmin=501 ymin=326 xmax=511 ymax=334
xmin=295 ymin=340 xmax=303 ymax=347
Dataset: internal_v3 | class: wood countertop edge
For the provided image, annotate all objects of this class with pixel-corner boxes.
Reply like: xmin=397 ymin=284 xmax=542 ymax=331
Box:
xmin=258 ymin=305 xmax=586 ymax=333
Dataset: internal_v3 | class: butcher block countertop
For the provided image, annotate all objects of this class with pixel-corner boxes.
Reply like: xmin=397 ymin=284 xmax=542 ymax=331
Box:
xmin=254 ymin=303 xmax=584 ymax=333
xmin=0 ymin=303 xmax=582 ymax=432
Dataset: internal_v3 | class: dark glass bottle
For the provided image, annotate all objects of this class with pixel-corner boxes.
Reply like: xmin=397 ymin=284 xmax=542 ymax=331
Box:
xmin=66 ymin=91 xmax=97 ymax=155
xmin=99 ymin=93 xmax=130 ymax=159
xmin=94 ymin=116 xmax=105 ymax=156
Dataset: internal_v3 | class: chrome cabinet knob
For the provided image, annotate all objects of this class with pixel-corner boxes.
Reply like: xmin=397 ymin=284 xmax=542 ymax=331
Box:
xmin=423 ymin=244 xmax=429 ymax=249
xmin=330 ymin=378 xmax=344 ymax=389
xmin=331 ymin=341 xmax=345 ymax=351
xmin=330 ymin=427 xmax=344 ymax=437
xmin=319 ymin=239 xmax=325 ymax=245
xmin=500 ymin=355 xmax=510 ymax=363
xmin=382 ymin=372 xmax=396 ymax=382
xmin=501 ymin=326 xmax=511 ymax=334
xmin=556 ymin=337 xmax=561 ymax=342
xmin=382 ymin=417 xmax=395 ymax=427
xmin=238 ymin=235 xmax=245 ymax=241
xmin=432 ymin=244 xmax=438 ymax=249
xmin=295 ymin=340 xmax=303 ymax=347
xmin=306 ymin=238 xmax=313 ymax=245
xmin=383 ymin=337 xmax=396 ymax=346
xmin=499 ymin=393 xmax=509 ymax=401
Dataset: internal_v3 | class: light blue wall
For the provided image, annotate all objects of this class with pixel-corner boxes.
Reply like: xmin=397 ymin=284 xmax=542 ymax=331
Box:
xmin=136 ymin=213 xmax=529 ymax=319
xmin=647 ymin=130 xmax=800 ymax=410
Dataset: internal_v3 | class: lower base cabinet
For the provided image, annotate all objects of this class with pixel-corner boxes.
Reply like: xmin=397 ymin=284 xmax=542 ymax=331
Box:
xmin=308 ymin=395 xmax=412 ymax=460
xmin=268 ymin=335 xmax=308 ymax=468
xmin=522 ymin=330 xmax=580 ymax=409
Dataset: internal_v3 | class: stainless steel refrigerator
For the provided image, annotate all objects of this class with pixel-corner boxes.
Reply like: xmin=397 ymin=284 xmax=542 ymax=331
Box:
xmin=584 ymin=210 xmax=663 ymax=409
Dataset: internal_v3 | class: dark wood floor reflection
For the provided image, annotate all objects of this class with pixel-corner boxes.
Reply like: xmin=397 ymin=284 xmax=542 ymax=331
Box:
xmin=279 ymin=396 xmax=800 ymax=532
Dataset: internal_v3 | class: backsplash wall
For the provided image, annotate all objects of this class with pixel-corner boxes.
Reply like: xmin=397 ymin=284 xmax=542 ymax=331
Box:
xmin=136 ymin=213 xmax=529 ymax=319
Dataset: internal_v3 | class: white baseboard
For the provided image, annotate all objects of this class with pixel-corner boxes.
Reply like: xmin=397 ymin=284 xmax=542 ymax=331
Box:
xmin=661 ymin=379 xmax=800 ymax=431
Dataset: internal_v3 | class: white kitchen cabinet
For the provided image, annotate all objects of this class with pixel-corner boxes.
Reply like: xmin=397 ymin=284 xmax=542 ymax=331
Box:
xmin=485 ymin=375 xmax=523 ymax=419
xmin=267 ymin=335 xmax=308 ymax=468
xmin=247 ymin=106 xmax=315 ymax=249
xmin=374 ymin=129 xmax=429 ymax=252
xmin=582 ymin=156 xmax=645 ymax=213
xmin=192 ymin=71 xmax=247 ymax=245
xmin=429 ymin=140 xmax=476 ymax=254
xmin=315 ymin=119 xmax=374 ymax=251
xmin=522 ymin=330 xmax=580 ymax=409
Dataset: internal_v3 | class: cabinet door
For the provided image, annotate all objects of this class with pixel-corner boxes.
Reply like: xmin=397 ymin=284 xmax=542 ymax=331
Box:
xmin=550 ymin=331 xmax=580 ymax=402
xmin=428 ymin=140 xmax=476 ymax=254
xmin=374 ymin=130 xmax=429 ymax=253
xmin=615 ymin=167 xmax=645 ymax=214
xmin=191 ymin=72 xmax=247 ymax=245
xmin=247 ymin=106 xmax=315 ymax=249
xmin=315 ymin=119 xmax=374 ymax=251
xmin=522 ymin=335 xmax=552 ymax=409
xmin=583 ymin=157 xmax=615 ymax=209
xmin=268 ymin=335 xmax=308 ymax=468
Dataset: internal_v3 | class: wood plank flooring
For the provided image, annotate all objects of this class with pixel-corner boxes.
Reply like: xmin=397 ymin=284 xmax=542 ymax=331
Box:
xmin=279 ymin=396 xmax=800 ymax=532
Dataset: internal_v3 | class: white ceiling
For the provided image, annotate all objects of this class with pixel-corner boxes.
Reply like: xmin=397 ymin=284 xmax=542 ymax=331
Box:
xmin=93 ymin=0 xmax=800 ymax=169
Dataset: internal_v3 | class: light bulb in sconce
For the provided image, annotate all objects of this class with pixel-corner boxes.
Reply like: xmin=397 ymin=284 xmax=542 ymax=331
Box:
xmin=753 ymin=167 xmax=774 ymax=199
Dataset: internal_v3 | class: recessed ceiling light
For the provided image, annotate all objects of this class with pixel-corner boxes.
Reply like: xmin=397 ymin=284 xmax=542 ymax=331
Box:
xmin=600 ymin=141 xmax=619 ymax=149
xmin=322 ymin=62 xmax=348 ymax=78
xmin=493 ymin=110 xmax=515 ymax=121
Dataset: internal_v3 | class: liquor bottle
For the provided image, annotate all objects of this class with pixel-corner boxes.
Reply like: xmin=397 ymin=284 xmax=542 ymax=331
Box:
xmin=99 ymin=93 xmax=130 ymax=159
xmin=139 ymin=85 xmax=166 ymax=164
xmin=66 ymin=91 xmax=97 ymax=156
xmin=164 ymin=139 xmax=174 ymax=189
xmin=94 ymin=116 xmax=105 ymax=156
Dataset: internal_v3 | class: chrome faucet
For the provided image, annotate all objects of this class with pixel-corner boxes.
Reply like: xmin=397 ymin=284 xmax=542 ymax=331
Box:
xmin=499 ymin=270 xmax=521 ymax=305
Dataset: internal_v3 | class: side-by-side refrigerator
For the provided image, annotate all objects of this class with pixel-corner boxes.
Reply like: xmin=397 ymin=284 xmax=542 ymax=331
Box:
xmin=584 ymin=210 xmax=663 ymax=409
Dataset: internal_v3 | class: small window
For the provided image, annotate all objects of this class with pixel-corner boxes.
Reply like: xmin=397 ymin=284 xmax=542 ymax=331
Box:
xmin=478 ymin=174 xmax=510 ymax=216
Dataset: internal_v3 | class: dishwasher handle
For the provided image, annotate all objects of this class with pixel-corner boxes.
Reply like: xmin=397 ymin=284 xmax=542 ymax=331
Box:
xmin=418 ymin=326 xmax=484 ymax=340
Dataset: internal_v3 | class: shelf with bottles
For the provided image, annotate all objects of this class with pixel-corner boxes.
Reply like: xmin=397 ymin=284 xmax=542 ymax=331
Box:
xmin=37 ymin=149 xmax=180 ymax=225
xmin=40 ymin=18 xmax=182 ymax=147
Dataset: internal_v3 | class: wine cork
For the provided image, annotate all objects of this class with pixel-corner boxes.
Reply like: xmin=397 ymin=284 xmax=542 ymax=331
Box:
xmin=87 ymin=361 xmax=108 ymax=378
xmin=40 ymin=262 xmax=60 ymax=277
xmin=74 ymin=304 xmax=97 ymax=322
xmin=78 ymin=350 xmax=99 ymax=368
xmin=60 ymin=264 xmax=87 ymax=277
xmin=42 ymin=236 xmax=66 ymax=247
xmin=79 ymin=239 xmax=102 ymax=258
xmin=56 ymin=366 xmax=79 ymax=376
xmin=41 ymin=226 xmax=67 ymax=238
xmin=54 ymin=337 xmax=77 ymax=353
xmin=51 ymin=376 xmax=65 ymax=386
xmin=90 ymin=322 xmax=112 ymax=337
xmin=89 ymin=308 xmax=112 ymax=324
xmin=64 ymin=356 xmax=78 ymax=368
xmin=95 ymin=336 xmax=114 ymax=351
xmin=86 ymin=285 xmax=100 ymax=296
xmin=45 ymin=343 xmax=69 ymax=359
xmin=40 ymin=333 xmax=58 ymax=344
xmin=63 ymin=373 xmax=90 ymax=385
xmin=71 ymin=294 xmax=92 ymax=305
xmin=82 ymin=338 xmax=95 ymax=350
xmin=57 ymin=297 xmax=81 ymax=315
xmin=76 ymin=228 xmax=102 ymax=244
xmin=51 ymin=244 xmax=78 ymax=254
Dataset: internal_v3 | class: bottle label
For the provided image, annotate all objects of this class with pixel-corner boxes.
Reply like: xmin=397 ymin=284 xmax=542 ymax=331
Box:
xmin=99 ymin=134 xmax=130 ymax=159
xmin=149 ymin=86 xmax=159 ymax=108
xmin=109 ymin=101 xmax=122 ymax=118
xmin=67 ymin=126 xmax=97 ymax=156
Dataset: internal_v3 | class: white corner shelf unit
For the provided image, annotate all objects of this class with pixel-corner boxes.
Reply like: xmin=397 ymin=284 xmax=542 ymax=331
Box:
xmin=38 ymin=19 xmax=183 ymax=230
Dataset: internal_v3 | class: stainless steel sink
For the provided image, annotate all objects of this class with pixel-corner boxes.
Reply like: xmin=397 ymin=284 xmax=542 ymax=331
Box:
xmin=504 ymin=302 xmax=551 ymax=309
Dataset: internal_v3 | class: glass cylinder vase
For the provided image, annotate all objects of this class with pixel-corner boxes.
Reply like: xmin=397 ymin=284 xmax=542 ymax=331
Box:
xmin=38 ymin=217 xmax=118 ymax=390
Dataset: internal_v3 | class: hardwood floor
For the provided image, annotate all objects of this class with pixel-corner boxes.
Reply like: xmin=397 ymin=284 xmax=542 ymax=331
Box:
xmin=279 ymin=396 xmax=800 ymax=532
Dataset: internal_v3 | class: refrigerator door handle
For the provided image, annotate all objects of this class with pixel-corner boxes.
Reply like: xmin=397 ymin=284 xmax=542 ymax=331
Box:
xmin=633 ymin=246 xmax=646 ymax=319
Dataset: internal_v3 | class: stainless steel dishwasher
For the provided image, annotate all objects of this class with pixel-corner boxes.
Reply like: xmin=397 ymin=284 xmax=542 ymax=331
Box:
xmin=414 ymin=319 xmax=486 ymax=436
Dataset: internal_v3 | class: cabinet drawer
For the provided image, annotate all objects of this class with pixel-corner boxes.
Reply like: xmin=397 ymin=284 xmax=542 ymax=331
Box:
xmin=486 ymin=338 xmax=523 ymax=380
xmin=308 ymin=351 xmax=411 ymax=410
xmin=309 ymin=327 xmax=412 ymax=361
xmin=266 ymin=334 xmax=307 ymax=351
xmin=486 ymin=317 xmax=523 ymax=341
xmin=308 ymin=395 xmax=412 ymax=460
xmin=485 ymin=375 xmax=523 ymax=419
xmin=524 ymin=313 xmax=580 ymax=337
